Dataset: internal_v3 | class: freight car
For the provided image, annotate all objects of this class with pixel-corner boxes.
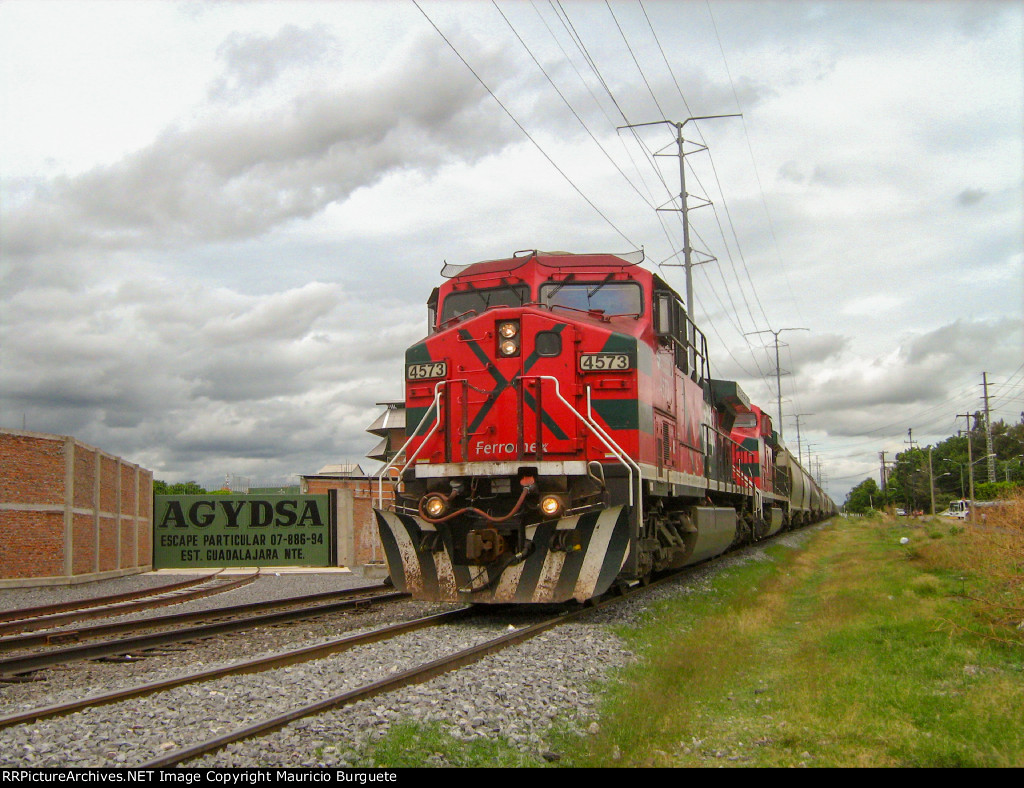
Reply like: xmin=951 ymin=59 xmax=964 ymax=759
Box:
xmin=374 ymin=250 xmax=834 ymax=603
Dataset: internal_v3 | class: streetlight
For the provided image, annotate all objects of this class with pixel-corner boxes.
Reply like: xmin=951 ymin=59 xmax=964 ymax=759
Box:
xmin=942 ymin=458 xmax=965 ymax=498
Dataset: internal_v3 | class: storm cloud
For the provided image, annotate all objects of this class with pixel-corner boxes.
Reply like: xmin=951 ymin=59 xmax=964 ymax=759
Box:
xmin=1 ymin=2 xmax=1021 ymax=498
xmin=3 ymin=30 xmax=518 ymax=261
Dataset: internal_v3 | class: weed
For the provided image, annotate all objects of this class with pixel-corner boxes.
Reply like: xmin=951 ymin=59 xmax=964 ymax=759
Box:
xmin=909 ymin=574 xmax=943 ymax=597
xmin=323 ymin=507 xmax=1024 ymax=768
xmin=560 ymin=518 xmax=1023 ymax=768
xmin=356 ymin=721 xmax=543 ymax=768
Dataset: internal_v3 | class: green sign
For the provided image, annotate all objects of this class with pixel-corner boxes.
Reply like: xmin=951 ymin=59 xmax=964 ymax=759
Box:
xmin=153 ymin=494 xmax=332 ymax=568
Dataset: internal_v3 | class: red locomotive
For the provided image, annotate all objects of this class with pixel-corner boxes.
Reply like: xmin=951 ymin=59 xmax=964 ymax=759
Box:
xmin=374 ymin=250 xmax=833 ymax=603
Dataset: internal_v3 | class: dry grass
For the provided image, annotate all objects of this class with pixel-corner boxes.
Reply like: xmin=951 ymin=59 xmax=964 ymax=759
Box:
xmin=919 ymin=491 xmax=1024 ymax=647
xmin=559 ymin=516 xmax=1024 ymax=768
xmin=358 ymin=506 xmax=1024 ymax=767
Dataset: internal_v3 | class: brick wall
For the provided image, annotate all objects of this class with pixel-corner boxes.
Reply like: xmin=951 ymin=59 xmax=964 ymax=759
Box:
xmin=301 ymin=475 xmax=388 ymax=570
xmin=0 ymin=429 xmax=154 ymax=587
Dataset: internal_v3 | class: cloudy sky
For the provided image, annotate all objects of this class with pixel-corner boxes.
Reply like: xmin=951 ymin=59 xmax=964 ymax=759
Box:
xmin=2 ymin=0 xmax=1021 ymax=501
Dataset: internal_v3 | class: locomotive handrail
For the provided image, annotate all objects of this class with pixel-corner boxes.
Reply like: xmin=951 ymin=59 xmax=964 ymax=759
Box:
xmin=703 ymin=423 xmax=751 ymax=492
xmin=376 ymin=381 xmax=450 ymax=508
xmin=440 ymin=309 xmax=477 ymax=329
xmin=528 ymin=375 xmax=643 ymax=527
xmin=375 ymin=375 xmax=643 ymax=527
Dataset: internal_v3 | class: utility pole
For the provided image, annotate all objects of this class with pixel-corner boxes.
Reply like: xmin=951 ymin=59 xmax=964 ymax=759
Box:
xmin=981 ymin=372 xmax=995 ymax=483
xmin=745 ymin=327 xmax=809 ymax=439
xmin=956 ymin=413 xmax=977 ymax=503
xmin=804 ymin=443 xmax=817 ymax=473
xmin=617 ymin=114 xmax=741 ymax=317
xmin=879 ymin=450 xmax=888 ymax=492
xmin=928 ymin=447 xmax=936 ymax=515
xmin=791 ymin=413 xmax=814 ymax=468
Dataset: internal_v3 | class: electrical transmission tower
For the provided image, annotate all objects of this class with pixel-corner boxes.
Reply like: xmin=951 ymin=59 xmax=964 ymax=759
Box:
xmin=745 ymin=327 xmax=808 ymax=439
xmin=618 ymin=114 xmax=740 ymax=317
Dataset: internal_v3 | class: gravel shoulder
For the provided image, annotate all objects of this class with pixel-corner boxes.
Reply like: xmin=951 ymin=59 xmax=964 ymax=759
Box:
xmin=0 ymin=530 xmax=820 ymax=768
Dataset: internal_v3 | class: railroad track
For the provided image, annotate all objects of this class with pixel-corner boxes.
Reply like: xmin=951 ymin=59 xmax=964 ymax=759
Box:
xmin=0 ymin=584 xmax=406 ymax=678
xmin=0 ymin=582 xmax=396 ymax=653
xmin=0 ymin=597 xmax=574 ymax=768
xmin=0 ymin=572 xmax=225 ymax=625
xmin=0 ymin=571 xmax=260 ymax=637
xmin=0 ymin=607 xmax=474 ymax=731
xmin=140 ymin=583 xmax=662 ymax=768
xmin=0 ymin=528 xmax=828 ymax=768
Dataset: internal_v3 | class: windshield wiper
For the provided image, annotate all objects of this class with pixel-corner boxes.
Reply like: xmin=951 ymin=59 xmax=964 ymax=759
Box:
xmin=586 ymin=273 xmax=615 ymax=301
xmin=544 ymin=275 xmax=574 ymax=304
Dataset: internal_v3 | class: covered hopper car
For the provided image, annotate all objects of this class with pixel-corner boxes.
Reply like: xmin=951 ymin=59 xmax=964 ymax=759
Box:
xmin=374 ymin=250 xmax=835 ymax=604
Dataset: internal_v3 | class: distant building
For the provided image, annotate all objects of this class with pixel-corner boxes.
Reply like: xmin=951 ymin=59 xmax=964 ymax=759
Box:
xmin=297 ymin=402 xmax=407 ymax=577
xmin=248 ymin=485 xmax=301 ymax=496
xmin=314 ymin=463 xmax=366 ymax=477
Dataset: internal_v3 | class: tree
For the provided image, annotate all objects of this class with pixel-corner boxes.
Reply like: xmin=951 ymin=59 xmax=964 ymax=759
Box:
xmin=845 ymin=478 xmax=880 ymax=514
xmin=153 ymin=480 xmax=207 ymax=495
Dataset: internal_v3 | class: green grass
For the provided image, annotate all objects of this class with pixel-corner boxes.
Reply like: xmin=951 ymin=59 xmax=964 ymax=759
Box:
xmin=333 ymin=720 xmax=546 ymax=768
xmin=336 ymin=515 xmax=1024 ymax=767
xmin=558 ymin=518 xmax=1024 ymax=768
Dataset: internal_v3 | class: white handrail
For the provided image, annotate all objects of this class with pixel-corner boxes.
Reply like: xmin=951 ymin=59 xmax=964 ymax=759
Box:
xmin=531 ymin=375 xmax=642 ymax=527
xmin=375 ymin=381 xmax=447 ymax=508
xmin=375 ymin=375 xmax=645 ymax=530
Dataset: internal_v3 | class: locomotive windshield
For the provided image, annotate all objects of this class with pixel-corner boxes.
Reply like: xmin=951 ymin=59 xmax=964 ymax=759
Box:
xmin=440 ymin=285 xmax=530 ymax=325
xmin=539 ymin=281 xmax=643 ymax=316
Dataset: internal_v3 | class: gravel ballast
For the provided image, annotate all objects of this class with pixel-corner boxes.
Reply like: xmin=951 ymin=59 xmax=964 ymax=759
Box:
xmin=0 ymin=529 xmax=820 ymax=768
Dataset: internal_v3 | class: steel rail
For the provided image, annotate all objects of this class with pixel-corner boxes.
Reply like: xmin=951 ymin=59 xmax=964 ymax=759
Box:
xmin=140 ymin=581 xmax=675 ymax=768
xmin=140 ymin=610 xmax=576 ymax=767
xmin=0 ymin=607 xmax=474 ymax=731
xmin=0 ymin=589 xmax=409 ymax=677
xmin=0 ymin=582 xmax=394 ymax=653
xmin=0 ymin=571 xmax=260 ymax=638
xmin=0 ymin=571 xmax=224 ymax=625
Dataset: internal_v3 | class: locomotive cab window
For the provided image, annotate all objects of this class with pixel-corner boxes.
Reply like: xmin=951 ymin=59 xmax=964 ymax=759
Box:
xmin=540 ymin=281 xmax=642 ymax=316
xmin=440 ymin=285 xmax=530 ymax=325
xmin=427 ymin=288 xmax=439 ymax=333
xmin=654 ymin=290 xmax=708 ymax=380
xmin=654 ymin=292 xmax=673 ymax=336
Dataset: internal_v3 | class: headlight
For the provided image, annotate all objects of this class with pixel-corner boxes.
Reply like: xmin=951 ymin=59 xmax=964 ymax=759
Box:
xmin=422 ymin=494 xmax=448 ymax=518
xmin=539 ymin=494 xmax=564 ymax=518
xmin=497 ymin=321 xmax=520 ymax=356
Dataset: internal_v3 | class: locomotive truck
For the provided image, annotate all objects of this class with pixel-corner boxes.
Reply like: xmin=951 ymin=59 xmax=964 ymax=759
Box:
xmin=374 ymin=250 xmax=834 ymax=604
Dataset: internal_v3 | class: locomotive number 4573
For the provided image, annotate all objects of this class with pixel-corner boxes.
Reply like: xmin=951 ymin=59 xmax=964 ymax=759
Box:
xmin=407 ymin=362 xmax=448 ymax=380
xmin=579 ymin=353 xmax=631 ymax=371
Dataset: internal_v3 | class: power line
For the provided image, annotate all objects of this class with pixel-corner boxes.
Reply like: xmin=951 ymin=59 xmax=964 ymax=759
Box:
xmin=635 ymin=0 xmax=779 ymax=374
xmin=493 ymin=0 xmax=657 ymax=211
xmin=411 ymin=0 xmax=637 ymax=247
xmin=605 ymin=0 xmax=667 ymax=119
xmin=703 ymin=0 xmax=807 ymax=329
xmin=744 ymin=327 xmax=809 ymax=439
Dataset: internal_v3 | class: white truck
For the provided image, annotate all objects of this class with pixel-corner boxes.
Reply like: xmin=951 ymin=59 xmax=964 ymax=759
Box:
xmin=939 ymin=499 xmax=969 ymax=519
